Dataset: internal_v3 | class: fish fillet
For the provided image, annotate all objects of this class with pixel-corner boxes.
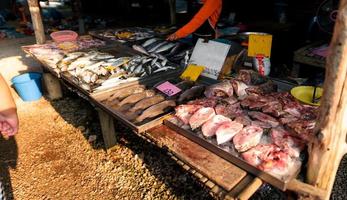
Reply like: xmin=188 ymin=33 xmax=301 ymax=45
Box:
xmin=201 ymin=115 xmax=232 ymax=137
xmin=189 ymin=107 xmax=216 ymax=130
xmin=215 ymin=121 xmax=243 ymax=145
xmin=233 ymin=125 xmax=263 ymax=152
xmin=118 ymin=90 xmax=156 ymax=107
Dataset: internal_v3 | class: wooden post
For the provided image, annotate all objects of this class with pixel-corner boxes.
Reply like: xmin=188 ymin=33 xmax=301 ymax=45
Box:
xmin=97 ymin=109 xmax=117 ymax=151
xmin=28 ymin=0 xmax=45 ymax=44
xmin=42 ymin=73 xmax=63 ymax=100
xmin=169 ymin=0 xmax=176 ymax=25
xmin=305 ymin=0 xmax=347 ymax=199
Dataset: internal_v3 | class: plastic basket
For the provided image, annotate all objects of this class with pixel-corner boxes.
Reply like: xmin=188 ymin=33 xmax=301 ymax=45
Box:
xmin=50 ymin=30 xmax=78 ymax=43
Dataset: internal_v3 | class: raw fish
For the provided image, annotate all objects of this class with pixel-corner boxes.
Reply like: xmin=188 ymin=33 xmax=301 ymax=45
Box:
xmin=135 ymin=100 xmax=176 ymax=122
xmin=189 ymin=107 xmax=216 ymax=130
xmin=118 ymin=90 xmax=156 ymax=107
xmin=201 ymin=115 xmax=232 ymax=137
xmin=175 ymin=104 xmax=203 ymax=124
xmin=233 ymin=125 xmax=263 ymax=152
xmin=204 ymin=81 xmax=234 ymax=98
xmin=215 ymin=121 xmax=243 ymax=145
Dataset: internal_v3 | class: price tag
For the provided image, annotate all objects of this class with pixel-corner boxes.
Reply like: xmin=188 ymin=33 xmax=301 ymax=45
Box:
xmin=156 ymin=81 xmax=182 ymax=96
xmin=248 ymin=34 xmax=272 ymax=57
xmin=180 ymin=64 xmax=205 ymax=81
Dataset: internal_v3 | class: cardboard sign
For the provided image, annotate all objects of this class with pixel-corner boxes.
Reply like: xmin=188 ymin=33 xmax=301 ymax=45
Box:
xmin=248 ymin=34 xmax=272 ymax=57
xmin=180 ymin=64 xmax=205 ymax=81
xmin=189 ymin=38 xmax=231 ymax=79
xmin=156 ymin=81 xmax=181 ymax=96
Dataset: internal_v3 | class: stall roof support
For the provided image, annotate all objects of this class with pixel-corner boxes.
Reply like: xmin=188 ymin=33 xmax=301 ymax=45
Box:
xmin=28 ymin=0 xmax=46 ymax=44
xmin=305 ymin=0 xmax=347 ymax=199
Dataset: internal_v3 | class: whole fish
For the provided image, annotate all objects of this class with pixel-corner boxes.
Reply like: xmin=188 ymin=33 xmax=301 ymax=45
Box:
xmin=178 ymin=85 xmax=205 ymax=103
xmin=108 ymin=85 xmax=146 ymax=102
xmin=165 ymin=43 xmax=182 ymax=56
xmin=142 ymin=38 xmax=158 ymax=47
xmin=155 ymin=43 xmax=176 ymax=53
xmin=152 ymin=66 xmax=175 ymax=74
xmin=118 ymin=90 xmax=156 ymax=107
xmin=132 ymin=45 xmax=149 ymax=55
xmin=135 ymin=100 xmax=176 ymax=123
xmin=129 ymin=94 xmax=165 ymax=112
xmin=175 ymin=80 xmax=195 ymax=90
xmin=145 ymin=40 xmax=164 ymax=51
xmin=148 ymin=41 xmax=168 ymax=53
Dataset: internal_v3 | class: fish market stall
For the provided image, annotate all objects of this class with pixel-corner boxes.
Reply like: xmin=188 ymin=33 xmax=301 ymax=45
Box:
xmin=91 ymin=75 xmax=216 ymax=133
xmin=22 ymin=36 xmax=106 ymax=76
xmin=89 ymin=27 xmax=157 ymax=45
xmin=163 ymin=70 xmax=316 ymax=190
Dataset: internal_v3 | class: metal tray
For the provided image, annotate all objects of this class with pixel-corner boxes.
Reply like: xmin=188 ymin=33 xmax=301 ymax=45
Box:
xmin=163 ymin=119 xmax=301 ymax=191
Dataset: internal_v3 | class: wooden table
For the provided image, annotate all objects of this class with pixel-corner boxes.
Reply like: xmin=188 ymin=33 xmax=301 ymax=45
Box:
xmin=23 ymin=45 xmax=264 ymax=200
xmin=144 ymin=125 xmax=263 ymax=200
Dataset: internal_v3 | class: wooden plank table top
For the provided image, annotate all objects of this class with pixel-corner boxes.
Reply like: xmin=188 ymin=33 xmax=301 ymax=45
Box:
xmin=146 ymin=125 xmax=248 ymax=192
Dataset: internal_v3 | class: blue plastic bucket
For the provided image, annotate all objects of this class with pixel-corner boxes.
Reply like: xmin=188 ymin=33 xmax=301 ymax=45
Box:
xmin=11 ymin=72 xmax=42 ymax=101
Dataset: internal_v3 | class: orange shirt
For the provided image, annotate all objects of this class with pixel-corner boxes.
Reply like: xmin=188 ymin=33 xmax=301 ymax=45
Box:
xmin=175 ymin=0 xmax=222 ymax=39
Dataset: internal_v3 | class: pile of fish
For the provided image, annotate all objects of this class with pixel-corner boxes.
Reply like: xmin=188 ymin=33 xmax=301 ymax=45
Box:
xmin=168 ymin=70 xmax=318 ymax=179
xmin=96 ymin=27 xmax=155 ymax=42
xmin=23 ymin=37 xmax=105 ymax=70
xmin=132 ymin=37 xmax=193 ymax=65
xmin=56 ymin=51 xmax=179 ymax=92
xmin=102 ymin=80 xmax=206 ymax=124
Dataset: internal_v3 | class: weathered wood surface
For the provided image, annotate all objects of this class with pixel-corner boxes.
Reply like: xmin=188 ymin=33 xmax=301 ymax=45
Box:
xmin=287 ymin=179 xmax=326 ymax=199
xmin=306 ymin=0 xmax=347 ymax=199
xmin=42 ymin=73 xmax=63 ymax=100
xmin=97 ymin=109 xmax=117 ymax=150
xmin=28 ymin=0 xmax=45 ymax=44
xmin=147 ymin=125 xmax=248 ymax=191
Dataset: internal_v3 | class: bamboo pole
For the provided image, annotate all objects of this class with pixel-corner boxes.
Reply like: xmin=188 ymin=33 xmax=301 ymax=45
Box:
xmin=169 ymin=0 xmax=176 ymax=25
xmin=305 ymin=0 xmax=347 ymax=199
xmin=28 ymin=0 xmax=45 ymax=44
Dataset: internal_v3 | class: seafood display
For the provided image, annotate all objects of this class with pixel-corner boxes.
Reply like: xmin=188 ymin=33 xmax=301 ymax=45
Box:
xmin=22 ymin=36 xmax=105 ymax=70
xmin=93 ymin=27 xmax=155 ymax=43
xmin=97 ymin=79 xmax=207 ymax=130
xmin=167 ymin=73 xmax=318 ymax=181
xmin=56 ymin=51 xmax=179 ymax=92
xmin=133 ymin=37 xmax=193 ymax=64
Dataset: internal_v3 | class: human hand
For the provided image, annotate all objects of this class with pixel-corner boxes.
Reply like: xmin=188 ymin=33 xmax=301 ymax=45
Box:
xmin=0 ymin=113 xmax=18 ymax=137
xmin=166 ymin=33 xmax=178 ymax=41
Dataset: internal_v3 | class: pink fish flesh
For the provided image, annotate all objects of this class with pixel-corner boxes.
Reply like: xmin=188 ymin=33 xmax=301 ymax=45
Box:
xmin=189 ymin=107 xmax=216 ymax=130
xmin=175 ymin=104 xmax=203 ymax=124
xmin=248 ymin=111 xmax=279 ymax=127
xmin=204 ymin=81 xmax=234 ymax=98
xmin=233 ymin=125 xmax=263 ymax=152
xmin=216 ymin=121 xmax=243 ymax=145
xmin=201 ymin=115 xmax=231 ymax=137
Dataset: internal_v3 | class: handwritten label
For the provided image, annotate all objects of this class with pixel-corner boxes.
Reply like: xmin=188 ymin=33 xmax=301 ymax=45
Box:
xmin=180 ymin=64 xmax=205 ymax=81
xmin=156 ymin=81 xmax=182 ymax=96
xmin=248 ymin=34 xmax=272 ymax=57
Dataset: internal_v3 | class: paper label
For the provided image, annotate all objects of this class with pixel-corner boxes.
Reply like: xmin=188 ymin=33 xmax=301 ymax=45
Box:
xmin=189 ymin=39 xmax=231 ymax=79
xmin=156 ymin=81 xmax=182 ymax=96
xmin=180 ymin=64 xmax=205 ymax=81
xmin=248 ymin=34 xmax=272 ymax=57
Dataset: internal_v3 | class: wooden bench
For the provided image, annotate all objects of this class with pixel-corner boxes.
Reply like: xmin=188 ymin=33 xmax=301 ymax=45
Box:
xmin=143 ymin=125 xmax=263 ymax=200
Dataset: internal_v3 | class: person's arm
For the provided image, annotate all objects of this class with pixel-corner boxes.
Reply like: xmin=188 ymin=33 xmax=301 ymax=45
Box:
xmin=167 ymin=0 xmax=221 ymax=40
xmin=0 ymin=74 xmax=18 ymax=136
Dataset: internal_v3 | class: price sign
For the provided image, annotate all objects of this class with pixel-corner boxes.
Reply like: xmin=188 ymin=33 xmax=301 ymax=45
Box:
xmin=189 ymin=38 xmax=231 ymax=79
xmin=180 ymin=64 xmax=205 ymax=81
xmin=156 ymin=81 xmax=182 ymax=96
xmin=248 ymin=34 xmax=273 ymax=57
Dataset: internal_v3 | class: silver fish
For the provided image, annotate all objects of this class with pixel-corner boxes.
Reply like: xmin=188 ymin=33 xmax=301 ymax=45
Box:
xmin=132 ymin=45 xmax=149 ymax=55
xmin=155 ymin=43 xmax=176 ymax=53
xmin=148 ymin=41 xmax=168 ymax=53
xmin=142 ymin=38 xmax=158 ymax=47
xmin=152 ymin=66 xmax=175 ymax=73
xmin=151 ymin=57 xmax=158 ymax=66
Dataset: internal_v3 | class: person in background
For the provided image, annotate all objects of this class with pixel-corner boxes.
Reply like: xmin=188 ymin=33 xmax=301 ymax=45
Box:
xmin=0 ymin=74 xmax=18 ymax=137
xmin=167 ymin=0 xmax=222 ymax=41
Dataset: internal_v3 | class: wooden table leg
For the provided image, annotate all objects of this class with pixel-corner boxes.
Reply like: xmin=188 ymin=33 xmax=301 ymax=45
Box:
xmin=42 ymin=73 xmax=63 ymax=100
xmin=97 ymin=109 xmax=117 ymax=151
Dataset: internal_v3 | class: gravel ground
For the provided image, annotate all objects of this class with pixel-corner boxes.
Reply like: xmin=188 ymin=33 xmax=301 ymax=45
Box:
xmin=0 ymin=93 xmax=215 ymax=200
